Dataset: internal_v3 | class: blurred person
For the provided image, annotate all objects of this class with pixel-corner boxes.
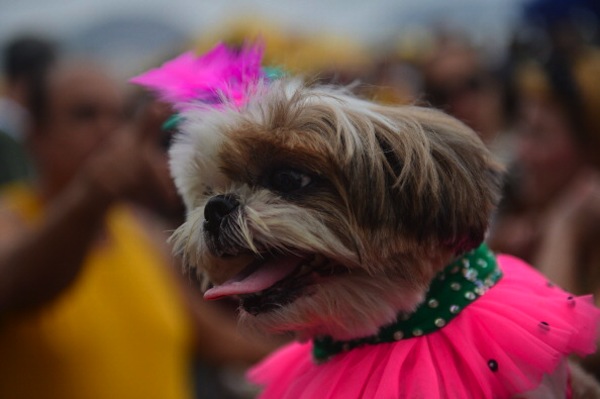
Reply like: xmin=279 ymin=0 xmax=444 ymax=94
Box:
xmin=365 ymin=54 xmax=423 ymax=105
xmin=195 ymin=20 xmax=372 ymax=86
xmin=487 ymin=47 xmax=600 ymax=377
xmin=523 ymin=0 xmax=600 ymax=52
xmin=0 ymin=59 xmax=275 ymax=399
xmin=422 ymin=34 xmax=514 ymax=164
xmin=123 ymin=89 xmax=186 ymax=227
xmin=0 ymin=34 xmax=57 ymax=186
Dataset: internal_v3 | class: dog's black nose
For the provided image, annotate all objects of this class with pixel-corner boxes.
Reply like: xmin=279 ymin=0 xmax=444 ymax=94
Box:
xmin=204 ymin=194 xmax=239 ymax=231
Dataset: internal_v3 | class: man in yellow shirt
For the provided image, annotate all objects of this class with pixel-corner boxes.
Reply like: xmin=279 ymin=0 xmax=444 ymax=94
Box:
xmin=0 ymin=60 xmax=273 ymax=398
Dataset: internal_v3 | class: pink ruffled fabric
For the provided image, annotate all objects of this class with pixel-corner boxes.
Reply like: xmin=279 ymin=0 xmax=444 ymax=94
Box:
xmin=248 ymin=255 xmax=600 ymax=398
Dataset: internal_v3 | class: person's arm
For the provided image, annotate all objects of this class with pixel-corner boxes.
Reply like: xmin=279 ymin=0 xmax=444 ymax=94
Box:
xmin=0 ymin=122 xmax=173 ymax=315
xmin=0 ymin=177 xmax=113 ymax=314
xmin=534 ymin=215 xmax=580 ymax=293
xmin=534 ymin=172 xmax=600 ymax=293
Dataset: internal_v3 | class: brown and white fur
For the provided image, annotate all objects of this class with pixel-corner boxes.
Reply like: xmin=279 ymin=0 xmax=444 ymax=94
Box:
xmin=168 ymin=78 xmax=598 ymax=397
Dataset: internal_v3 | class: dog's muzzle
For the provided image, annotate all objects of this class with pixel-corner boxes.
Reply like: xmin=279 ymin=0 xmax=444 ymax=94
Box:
xmin=203 ymin=194 xmax=239 ymax=234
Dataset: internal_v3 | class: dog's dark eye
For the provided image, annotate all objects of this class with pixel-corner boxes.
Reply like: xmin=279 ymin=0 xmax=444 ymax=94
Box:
xmin=268 ymin=169 xmax=312 ymax=193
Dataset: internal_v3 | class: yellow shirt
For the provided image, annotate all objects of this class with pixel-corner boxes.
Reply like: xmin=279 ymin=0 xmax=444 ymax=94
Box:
xmin=0 ymin=185 xmax=195 ymax=399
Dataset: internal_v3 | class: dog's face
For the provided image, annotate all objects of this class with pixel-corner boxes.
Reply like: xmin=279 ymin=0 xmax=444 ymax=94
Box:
xmin=169 ymin=79 xmax=502 ymax=340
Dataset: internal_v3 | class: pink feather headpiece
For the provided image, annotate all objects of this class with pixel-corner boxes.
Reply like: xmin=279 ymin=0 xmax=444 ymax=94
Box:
xmin=130 ymin=42 xmax=266 ymax=111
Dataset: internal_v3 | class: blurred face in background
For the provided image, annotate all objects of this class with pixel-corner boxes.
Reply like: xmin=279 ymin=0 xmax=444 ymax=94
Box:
xmin=515 ymin=96 xmax=584 ymax=207
xmin=424 ymin=44 xmax=503 ymax=144
xmin=30 ymin=62 xmax=125 ymax=192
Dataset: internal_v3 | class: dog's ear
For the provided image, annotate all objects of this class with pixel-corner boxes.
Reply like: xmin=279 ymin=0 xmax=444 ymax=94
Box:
xmin=373 ymin=106 xmax=504 ymax=253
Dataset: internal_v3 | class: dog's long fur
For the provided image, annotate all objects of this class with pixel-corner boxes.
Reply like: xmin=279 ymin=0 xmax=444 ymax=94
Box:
xmin=169 ymin=78 xmax=503 ymax=340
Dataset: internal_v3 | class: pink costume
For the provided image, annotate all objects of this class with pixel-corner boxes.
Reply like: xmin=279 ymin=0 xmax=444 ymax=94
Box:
xmin=249 ymin=249 xmax=600 ymax=398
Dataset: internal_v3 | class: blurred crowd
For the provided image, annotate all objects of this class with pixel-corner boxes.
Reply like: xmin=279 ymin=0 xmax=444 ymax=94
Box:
xmin=1 ymin=0 xmax=600 ymax=397
xmin=0 ymin=32 xmax=277 ymax=399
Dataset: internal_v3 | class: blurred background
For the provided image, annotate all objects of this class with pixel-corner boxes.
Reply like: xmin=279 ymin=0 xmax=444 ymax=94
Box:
xmin=2 ymin=0 xmax=600 ymax=398
xmin=0 ymin=0 xmax=597 ymax=82
xmin=0 ymin=0 xmax=524 ymax=76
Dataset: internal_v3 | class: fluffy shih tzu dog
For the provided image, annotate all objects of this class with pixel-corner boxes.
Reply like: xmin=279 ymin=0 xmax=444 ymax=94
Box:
xmin=132 ymin=43 xmax=600 ymax=399
xmin=169 ymin=78 xmax=501 ymax=339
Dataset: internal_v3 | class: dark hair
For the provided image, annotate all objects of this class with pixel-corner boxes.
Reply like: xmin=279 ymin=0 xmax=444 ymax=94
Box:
xmin=2 ymin=35 xmax=59 ymax=126
xmin=3 ymin=35 xmax=57 ymax=82
xmin=543 ymin=54 xmax=587 ymax=145
xmin=2 ymin=35 xmax=59 ymax=124
xmin=28 ymin=68 xmax=52 ymax=126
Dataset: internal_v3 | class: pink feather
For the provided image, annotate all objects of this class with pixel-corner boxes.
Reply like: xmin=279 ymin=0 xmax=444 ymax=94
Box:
xmin=130 ymin=42 xmax=265 ymax=111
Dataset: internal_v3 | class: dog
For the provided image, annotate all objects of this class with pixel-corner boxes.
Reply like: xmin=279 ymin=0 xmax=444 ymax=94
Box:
xmin=132 ymin=45 xmax=600 ymax=398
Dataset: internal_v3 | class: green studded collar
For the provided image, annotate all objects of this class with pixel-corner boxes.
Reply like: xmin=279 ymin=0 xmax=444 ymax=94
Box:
xmin=312 ymin=243 xmax=502 ymax=362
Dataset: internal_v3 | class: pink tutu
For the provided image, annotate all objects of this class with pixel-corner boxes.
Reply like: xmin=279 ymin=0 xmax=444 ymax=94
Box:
xmin=248 ymin=255 xmax=600 ymax=398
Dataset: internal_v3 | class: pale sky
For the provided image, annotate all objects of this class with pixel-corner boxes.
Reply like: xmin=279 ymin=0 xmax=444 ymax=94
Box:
xmin=1 ymin=0 xmax=527 ymax=45
xmin=0 ymin=0 xmax=528 ymax=78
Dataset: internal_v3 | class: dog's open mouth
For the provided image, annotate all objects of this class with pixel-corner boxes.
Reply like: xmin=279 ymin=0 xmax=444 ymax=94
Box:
xmin=204 ymin=254 xmax=332 ymax=314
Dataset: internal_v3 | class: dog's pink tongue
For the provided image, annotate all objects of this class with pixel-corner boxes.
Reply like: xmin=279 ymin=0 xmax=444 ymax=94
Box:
xmin=204 ymin=256 xmax=304 ymax=300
